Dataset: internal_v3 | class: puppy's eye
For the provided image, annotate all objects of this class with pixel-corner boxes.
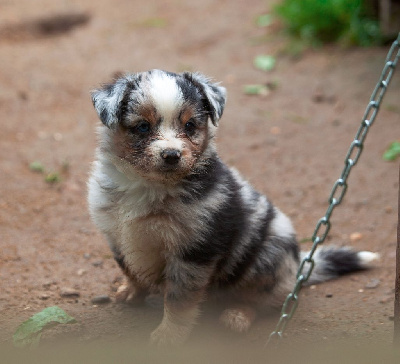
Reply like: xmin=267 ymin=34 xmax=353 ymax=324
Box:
xmin=136 ymin=121 xmax=151 ymax=134
xmin=184 ymin=120 xmax=196 ymax=136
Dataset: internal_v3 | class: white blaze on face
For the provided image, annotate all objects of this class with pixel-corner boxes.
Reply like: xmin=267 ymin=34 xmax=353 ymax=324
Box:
xmin=148 ymin=71 xmax=183 ymax=122
xmin=148 ymin=71 xmax=185 ymax=153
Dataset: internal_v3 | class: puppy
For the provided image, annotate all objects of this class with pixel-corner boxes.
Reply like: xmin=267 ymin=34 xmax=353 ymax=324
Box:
xmin=88 ymin=69 xmax=378 ymax=346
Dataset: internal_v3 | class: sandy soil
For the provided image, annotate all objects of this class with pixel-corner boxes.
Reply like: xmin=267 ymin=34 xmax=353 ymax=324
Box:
xmin=0 ymin=0 xmax=399 ymax=360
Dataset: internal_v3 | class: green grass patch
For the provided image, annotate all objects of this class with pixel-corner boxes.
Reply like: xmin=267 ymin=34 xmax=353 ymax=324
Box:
xmin=273 ymin=0 xmax=382 ymax=47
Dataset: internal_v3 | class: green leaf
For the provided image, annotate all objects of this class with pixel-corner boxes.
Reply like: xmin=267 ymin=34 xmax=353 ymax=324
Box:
xmin=29 ymin=161 xmax=45 ymax=173
xmin=256 ymin=14 xmax=272 ymax=27
xmin=13 ymin=306 xmax=76 ymax=348
xmin=254 ymin=55 xmax=276 ymax=71
xmin=383 ymin=141 xmax=400 ymax=161
xmin=243 ymin=84 xmax=270 ymax=96
xmin=45 ymin=172 xmax=61 ymax=183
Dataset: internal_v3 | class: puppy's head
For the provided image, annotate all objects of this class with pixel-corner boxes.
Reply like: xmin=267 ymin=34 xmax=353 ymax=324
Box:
xmin=92 ymin=70 xmax=226 ymax=182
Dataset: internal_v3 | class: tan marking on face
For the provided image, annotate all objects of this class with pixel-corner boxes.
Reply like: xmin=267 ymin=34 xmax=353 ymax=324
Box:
xmin=110 ymin=124 xmax=155 ymax=175
xmin=137 ymin=103 xmax=158 ymax=126
xmin=179 ymin=107 xmax=194 ymax=125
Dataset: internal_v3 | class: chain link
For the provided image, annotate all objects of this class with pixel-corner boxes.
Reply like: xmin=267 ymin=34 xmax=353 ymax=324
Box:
xmin=267 ymin=33 xmax=400 ymax=345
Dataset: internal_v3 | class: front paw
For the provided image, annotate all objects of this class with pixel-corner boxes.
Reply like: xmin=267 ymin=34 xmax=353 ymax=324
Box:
xmin=150 ymin=321 xmax=191 ymax=347
xmin=115 ymin=282 xmax=146 ymax=305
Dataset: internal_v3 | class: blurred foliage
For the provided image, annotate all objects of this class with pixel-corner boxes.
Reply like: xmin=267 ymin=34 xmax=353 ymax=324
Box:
xmin=383 ymin=141 xmax=400 ymax=161
xmin=13 ymin=306 xmax=75 ymax=349
xmin=274 ymin=0 xmax=382 ymax=47
xmin=253 ymin=54 xmax=276 ymax=71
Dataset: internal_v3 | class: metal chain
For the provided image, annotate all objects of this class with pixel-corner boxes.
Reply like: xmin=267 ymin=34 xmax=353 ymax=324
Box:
xmin=267 ymin=33 xmax=400 ymax=345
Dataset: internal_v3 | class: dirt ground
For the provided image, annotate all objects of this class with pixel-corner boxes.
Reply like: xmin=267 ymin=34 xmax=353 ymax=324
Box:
xmin=1 ymin=0 xmax=399 ymax=360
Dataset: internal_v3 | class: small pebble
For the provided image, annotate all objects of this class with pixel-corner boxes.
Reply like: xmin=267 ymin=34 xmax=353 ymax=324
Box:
xmin=365 ymin=278 xmax=380 ymax=289
xmin=91 ymin=295 xmax=111 ymax=305
xmin=83 ymin=253 xmax=91 ymax=259
xmin=60 ymin=287 xmax=80 ymax=298
xmin=77 ymin=269 xmax=86 ymax=276
xmin=350 ymin=232 xmax=363 ymax=242
xmin=42 ymin=280 xmax=57 ymax=289
xmin=325 ymin=293 xmax=333 ymax=298
xmin=39 ymin=293 xmax=50 ymax=300
xmin=92 ymin=260 xmax=103 ymax=267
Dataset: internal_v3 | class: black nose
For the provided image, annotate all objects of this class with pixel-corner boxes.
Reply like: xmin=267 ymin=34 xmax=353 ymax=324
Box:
xmin=161 ymin=149 xmax=181 ymax=165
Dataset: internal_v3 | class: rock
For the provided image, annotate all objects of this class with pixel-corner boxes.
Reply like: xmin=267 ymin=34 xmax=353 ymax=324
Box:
xmin=83 ymin=253 xmax=91 ymax=259
xmin=39 ymin=293 xmax=50 ymax=300
xmin=350 ymin=232 xmax=363 ymax=242
xmin=60 ymin=287 xmax=80 ymax=298
xmin=77 ymin=268 xmax=86 ymax=276
xmin=91 ymin=295 xmax=111 ymax=305
xmin=365 ymin=278 xmax=380 ymax=289
xmin=92 ymin=260 xmax=103 ymax=267
xmin=42 ymin=280 xmax=57 ymax=289
xmin=325 ymin=293 xmax=333 ymax=298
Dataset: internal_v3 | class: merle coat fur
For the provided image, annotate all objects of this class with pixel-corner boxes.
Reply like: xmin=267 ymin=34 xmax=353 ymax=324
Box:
xmin=88 ymin=70 xmax=377 ymax=345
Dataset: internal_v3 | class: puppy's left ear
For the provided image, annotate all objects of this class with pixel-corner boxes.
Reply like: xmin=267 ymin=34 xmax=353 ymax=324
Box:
xmin=91 ymin=77 xmax=131 ymax=129
xmin=183 ymin=72 xmax=226 ymax=125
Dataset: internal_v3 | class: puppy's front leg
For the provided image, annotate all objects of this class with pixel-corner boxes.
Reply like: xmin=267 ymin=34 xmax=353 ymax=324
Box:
xmin=150 ymin=256 xmax=212 ymax=346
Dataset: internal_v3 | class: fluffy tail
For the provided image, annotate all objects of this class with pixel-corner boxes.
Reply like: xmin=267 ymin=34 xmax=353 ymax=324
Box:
xmin=300 ymin=246 xmax=380 ymax=285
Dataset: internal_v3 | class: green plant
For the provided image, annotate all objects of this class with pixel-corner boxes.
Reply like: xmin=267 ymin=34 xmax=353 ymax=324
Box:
xmin=274 ymin=0 xmax=382 ymax=47
xmin=28 ymin=160 xmax=67 ymax=184
xmin=253 ymin=54 xmax=276 ymax=71
xmin=383 ymin=141 xmax=400 ymax=161
xmin=13 ymin=306 xmax=76 ymax=348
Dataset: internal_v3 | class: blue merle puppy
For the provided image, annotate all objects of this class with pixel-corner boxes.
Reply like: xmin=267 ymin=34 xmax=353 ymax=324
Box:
xmin=87 ymin=69 xmax=378 ymax=346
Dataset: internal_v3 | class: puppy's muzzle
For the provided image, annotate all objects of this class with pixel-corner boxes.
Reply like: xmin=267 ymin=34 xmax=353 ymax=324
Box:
xmin=160 ymin=149 xmax=181 ymax=165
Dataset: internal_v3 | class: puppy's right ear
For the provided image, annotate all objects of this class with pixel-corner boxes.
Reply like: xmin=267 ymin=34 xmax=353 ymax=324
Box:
xmin=91 ymin=77 xmax=130 ymax=129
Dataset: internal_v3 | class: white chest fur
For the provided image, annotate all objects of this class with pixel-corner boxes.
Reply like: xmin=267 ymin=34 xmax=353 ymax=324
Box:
xmin=119 ymin=211 xmax=187 ymax=288
xmin=88 ymin=159 xmax=190 ymax=288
